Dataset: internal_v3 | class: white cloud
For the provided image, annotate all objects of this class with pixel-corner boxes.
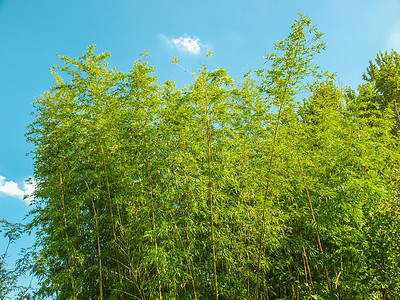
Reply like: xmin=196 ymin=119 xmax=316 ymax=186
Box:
xmin=162 ymin=34 xmax=203 ymax=55
xmin=23 ymin=179 xmax=37 ymax=204
xmin=0 ymin=176 xmax=24 ymax=198
xmin=0 ymin=175 xmax=36 ymax=204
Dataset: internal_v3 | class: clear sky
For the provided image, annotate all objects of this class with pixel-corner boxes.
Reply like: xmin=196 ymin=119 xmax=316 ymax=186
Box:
xmin=1 ymin=0 xmax=400 ymax=289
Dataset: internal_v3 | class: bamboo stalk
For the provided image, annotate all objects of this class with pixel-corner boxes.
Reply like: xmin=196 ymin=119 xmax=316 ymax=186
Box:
xmin=143 ymin=130 xmax=162 ymax=300
xmin=84 ymin=179 xmax=104 ymax=300
xmin=202 ymin=75 xmax=219 ymax=300
xmin=303 ymin=246 xmax=313 ymax=285
xmin=255 ymin=84 xmax=288 ymax=299
xmin=59 ymin=174 xmax=78 ymax=300
xmin=297 ymin=159 xmax=331 ymax=293
xmin=100 ymin=142 xmax=124 ymax=290
xmin=147 ymin=162 xmax=162 ymax=300
xmin=91 ymin=197 xmax=104 ymax=300
xmin=182 ymin=142 xmax=199 ymax=300
xmin=171 ymin=210 xmax=198 ymax=299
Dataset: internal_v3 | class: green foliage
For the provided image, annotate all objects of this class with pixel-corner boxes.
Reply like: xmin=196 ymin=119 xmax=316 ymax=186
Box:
xmin=21 ymin=15 xmax=400 ymax=299
xmin=362 ymin=50 xmax=400 ymax=135
xmin=0 ymin=220 xmax=32 ymax=299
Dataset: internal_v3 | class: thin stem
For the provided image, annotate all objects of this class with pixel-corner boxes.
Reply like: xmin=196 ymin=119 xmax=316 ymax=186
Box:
xmin=143 ymin=130 xmax=162 ymax=300
xmin=99 ymin=141 xmax=124 ymax=292
xmin=59 ymin=174 xmax=77 ymax=300
xmin=202 ymin=74 xmax=219 ymax=300
xmin=84 ymin=179 xmax=104 ymax=300
xmin=91 ymin=197 xmax=104 ymax=300
xmin=303 ymin=246 xmax=313 ymax=285
xmin=297 ymin=158 xmax=331 ymax=293
xmin=0 ymin=239 xmax=11 ymax=270
xmin=255 ymin=84 xmax=288 ymax=299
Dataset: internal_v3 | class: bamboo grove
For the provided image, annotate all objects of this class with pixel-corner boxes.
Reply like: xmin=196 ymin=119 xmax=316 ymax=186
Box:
xmin=18 ymin=15 xmax=400 ymax=299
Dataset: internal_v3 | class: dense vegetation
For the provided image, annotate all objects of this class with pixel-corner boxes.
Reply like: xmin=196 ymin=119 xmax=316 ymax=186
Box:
xmin=1 ymin=15 xmax=400 ymax=299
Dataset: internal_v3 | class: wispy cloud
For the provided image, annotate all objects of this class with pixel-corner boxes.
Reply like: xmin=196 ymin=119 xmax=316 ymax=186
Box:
xmin=0 ymin=175 xmax=36 ymax=204
xmin=161 ymin=34 xmax=204 ymax=55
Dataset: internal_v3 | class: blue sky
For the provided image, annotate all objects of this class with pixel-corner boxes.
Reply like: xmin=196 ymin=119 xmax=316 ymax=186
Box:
xmin=1 ymin=0 xmax=400 ymax=289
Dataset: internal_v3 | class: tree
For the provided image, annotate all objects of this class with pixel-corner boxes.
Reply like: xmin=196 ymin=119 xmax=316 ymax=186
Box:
xmin=351 ymin=50 xmax=400 ymax=299
xmin=24 ymin=15 xmax=400 ymax=300
xmin=363 ymin=50 xmax=400 ymax=135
